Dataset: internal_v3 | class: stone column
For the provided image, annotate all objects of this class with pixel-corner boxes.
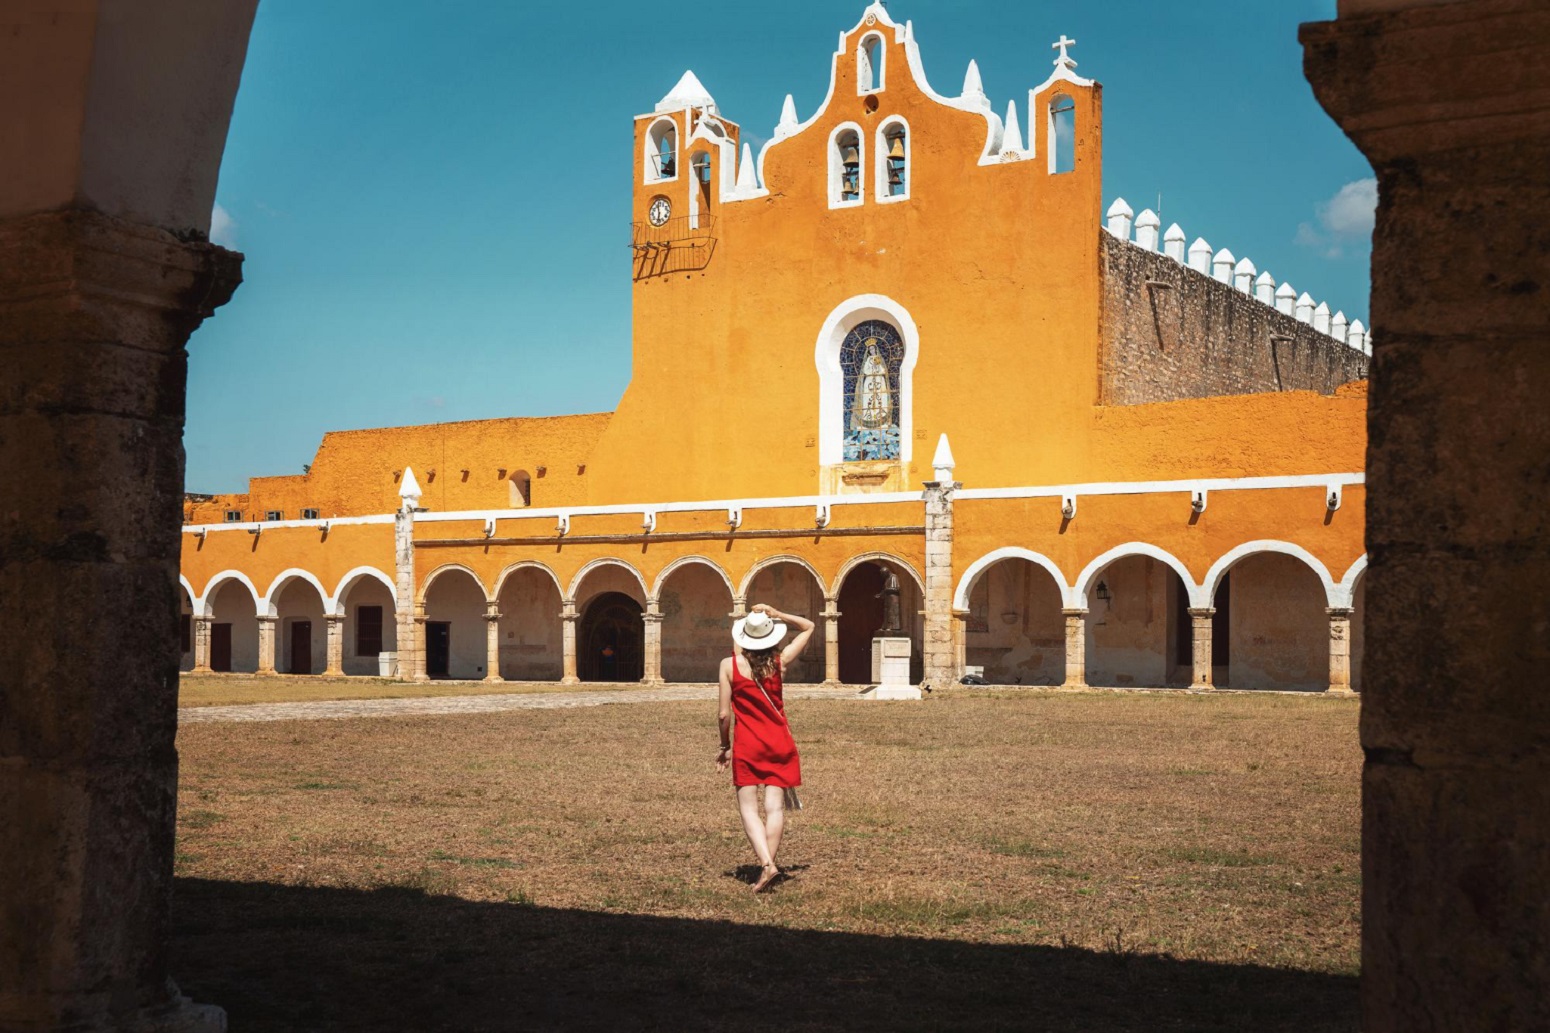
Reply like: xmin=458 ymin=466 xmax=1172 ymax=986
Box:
xmin=821 ymin=602 xmax=842 ymax=686
xmin=922 ymin=479 xmax=961 ymax=688
xmin=1188 ymin=607 xmax=1215 ymax=690
xmin=729 ymin=595 xmax=748 ymax=619
xmin=256 ymin=614 xmax=278 ymax=675
xmin=560 ymin=604 xmax=580 ymax=685
xmin=192 ymin=616 xmax=213 ymax=674
xmin=1304 ymin=7 xmax=1550 ymax=1028
xmin=324 ymin=614 xmax=345 ymax=676
xmin=952 ymin=609 xmax=970 ymax=680
xmin=1326 ymin=607 xmax=1354 ymax=695
xmin=393 ymin=505 xmax=417 ymax=681
xmin=411 ymin=605 xmax=430 ymax=683
xmin=484 ymin=604 xmax=504 ymax=683
xmin=641 ymin=604 xmax=665 ymax=686
xmin=0 ymin=218 xmax=245 ymax=1029
xmin=1061 ymin=609 xmax=1088 ymax=689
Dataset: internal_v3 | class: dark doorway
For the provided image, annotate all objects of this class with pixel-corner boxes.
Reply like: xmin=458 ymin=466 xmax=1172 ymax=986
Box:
xmin=1171 ymin=573 xmax=1232 ymax=677
xmin=426 ymin=621 xmax=451 ymax=678
xmin=579 ymin=592 xmax=644 ymax=682
xmin=837 ymin=563 xmax=887 ymax=684
xmin=289 ymin=620 xmax=312 ymax=675
xmin=210 ymin=623 xmax=232 ymax=672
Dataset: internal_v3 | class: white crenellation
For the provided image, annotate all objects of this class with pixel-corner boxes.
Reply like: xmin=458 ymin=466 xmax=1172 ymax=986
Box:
xmin=1255 ymin=271 xmax=1276 ymax=305
xmin=1331 ymin=311 xmax=1349 ymax=343
xmin=1188 ymin=237 xmax=1212 ymax=274
xmin=1296 ymin=292 xmax=1316 ymax=324
xmin=1314 ymin=301 xmax=1331 ymax=334
xmin=1105 ymin=197 xmax=1133 ymax=238
xmin=1134 ymin=209 xmax=1160 ymax=251
xmin=1275 ymin=282 xmax=1296 ymax=316
xmin=1212 ymin=247 xmax=1234 ymax=284
xmin=1233 ymin=257 xmax=1256 ymax=293
xmin=1348 ymin=319 xmax=1368 ymax=354
xmin=1163 ymin=223 xmax=1186 ymax=262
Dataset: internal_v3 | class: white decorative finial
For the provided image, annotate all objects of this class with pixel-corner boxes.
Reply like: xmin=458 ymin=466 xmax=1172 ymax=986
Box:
xmin=1212 ymin=247 xmax=1235 ymax=283
xmin=932 ymin=433 xmax=956 ymax=482
xmin=1106 ymin=197 xmax=1133 ymax=239
xmin=776 ymin=94 xmax=798 ymax=138
xmin=399 ymin=466 xmax=422 ymax=509
xmin=1134 ymin=209 xmax=1160 ymax=251
xmin=1255 ymin=270 xmax=1276 ymax=305
xmin=1275 ymin=281 xmax=1296 ymax=315
xmin=961 ymin=59 xmax=986 ymax=103
xmin=1295 ymin=291 xmax=1316 ymax=324
xmin=1313 ymin=301 xmax=1331 ymax=334
xmin=1331 ymin=310 xmax=1349 ymax=343
xmin=1233 ymin=257 xmax=1257 ymax=293
xmin=655 ymin=70 xmax=717 ymax=114
xmin=1188 ymin=237 xmax=1212 ymax=274
xmin=736 ymin=142 xmax=758 ymax=192
xmin=1001 ymin=100 xmax=1025 ymax=156
xmin=1163 ymin=223 xmax=1186 ymax=262
xmin=1053 ymin=34 xmax=1077 ymax=71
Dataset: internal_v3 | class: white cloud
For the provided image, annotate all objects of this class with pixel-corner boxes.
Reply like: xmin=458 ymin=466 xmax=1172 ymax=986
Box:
xmin=209 ymin=203 xmax=237 ymax=248
xmin=1296 ymin=177 xmax=1376 ymax=258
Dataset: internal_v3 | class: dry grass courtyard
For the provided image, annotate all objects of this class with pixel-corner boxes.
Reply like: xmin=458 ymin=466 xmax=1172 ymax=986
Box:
xmin=171 ymin=688 xmax=1361 ymax=1032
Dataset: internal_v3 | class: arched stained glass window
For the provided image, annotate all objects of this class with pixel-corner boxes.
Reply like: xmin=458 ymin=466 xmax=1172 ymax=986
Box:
xmin=840 ymin=319 xmax=904 ymax=461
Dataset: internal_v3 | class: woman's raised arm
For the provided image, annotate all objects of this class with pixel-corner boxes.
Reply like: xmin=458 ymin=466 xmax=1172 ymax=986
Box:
xmin=752 ymin=603 xmax=815 ymax=669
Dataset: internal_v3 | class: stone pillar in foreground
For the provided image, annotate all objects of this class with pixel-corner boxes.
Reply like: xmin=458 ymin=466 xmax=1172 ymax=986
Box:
xmin=392 ymin=481 xmax=419 ymax=682
xmin=411 ymin=605 xmax=429 ymax=683
xmin=821 ymin=603 xmax=841 ymax=686
xmin=483 ymin=604 xmax=503 ymax=683
xmin=1061 ymin=609 xmax=1088 ymax=689
xmin=1325 ymin=607 xmax=1354 ymax=695
xmin=192 ymin=616 xmax=213 ymax=674
xmin=921 ymin=476 xmax=960 ymax=689
xmin=560 ymin=604 xmax=580 ymax=685
xmin=1187 ymin=608 xmax=1215 ymax=690
xmin=0 ymin=212 xmax=242 ymax=1031
xmin=255 ymin=614 xmax=277 ymax=674
xmin=641 ymin=605 xmax=664 ymax=686
xmin=1304 ymin=4 xmax=1550 ymax=1028
xmin=324 ymin=614 xmax=345 ymax=677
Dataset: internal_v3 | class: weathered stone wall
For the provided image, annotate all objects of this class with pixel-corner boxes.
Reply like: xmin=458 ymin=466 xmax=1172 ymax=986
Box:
xmin=659 ymin=565 xmax=734 ymax=682
xmin=964 ymin=560 xmax=1064 ymax=685
xmin=496 ymin=569 xmax=562 ymax=681
xmin=1226 ymin=553 xmax=1329 ymax=692
xmin=1099 ymin=233 xmax=1368 ymax=405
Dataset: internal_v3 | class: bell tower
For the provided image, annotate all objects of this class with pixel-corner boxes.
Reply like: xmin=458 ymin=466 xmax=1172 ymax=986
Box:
xmin=631 ymin=70 xmax=738 ymax=280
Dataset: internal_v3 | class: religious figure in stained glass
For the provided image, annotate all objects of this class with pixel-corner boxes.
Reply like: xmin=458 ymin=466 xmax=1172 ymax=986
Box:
xmin=841 ymin=319 xmax=904 ymax=461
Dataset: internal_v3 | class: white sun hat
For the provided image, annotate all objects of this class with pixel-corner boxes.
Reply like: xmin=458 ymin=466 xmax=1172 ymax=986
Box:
xmin=732 ymin=610 xmax=788 ymax=651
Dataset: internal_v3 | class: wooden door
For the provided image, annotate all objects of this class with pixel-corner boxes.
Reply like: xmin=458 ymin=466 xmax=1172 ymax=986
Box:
xmin=210 ymin=623 xmax=232 ymax=672
xmin=426 ymin=621 xmax=451 ymax=678
xmin=837 ymin=563 xmax=887 ymax=684
xmin=290 ymin=620 xmax=312 ymax=675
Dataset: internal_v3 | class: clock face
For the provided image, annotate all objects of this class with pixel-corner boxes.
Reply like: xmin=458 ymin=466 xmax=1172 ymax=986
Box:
xmin=648 ymin=197 xmax=672 ymax=227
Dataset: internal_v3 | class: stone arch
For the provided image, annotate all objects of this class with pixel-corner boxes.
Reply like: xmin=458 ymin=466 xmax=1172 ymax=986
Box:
xmin=654 ymin=557 xmax=736 ymax=683
xmin=260 ymin=567 xmax=330 ymax=617
xmin=833 ymin=552 xmax=925 ymax=685
xmin=954 ymin=547 xmax=1073 ymax=611
xmin=643 ymin=115 xmax=678 ymax=183
xmin=418 ymin=563 xmax=491 ymax=605
xmin=494 ymin=560 xmax=565 ymax=681
xmin=329 ymin=566 xmax=397 ymax=616
xmin=651 ymin=555 xmax=735 ymax=601
xmin=815 ymin=294 xmax=920 ymax=468
xmin=567 ymin=557 xmax=650 ymax=606
xmin=196 ymin=570 xmax=260 ymax=618
xmin=834 ymin=551 xmax=924 ymax=595
xmin=493 ymin=560 xmax=564 ymax=601
xmin=1336 ymin=554 xmax=1368 ymax=609
xmin=333 ymin=566 xmax=398 ymax=676
xmin=1074 ymin=543 xmax=1201 ymax=609
xmin=1202 ymin=540 xmax=1338 ymax=609
xmin=179 ymin=574 xmax=196 ymax=606
xmin=739 ymin=555 xmax=829 ymax=601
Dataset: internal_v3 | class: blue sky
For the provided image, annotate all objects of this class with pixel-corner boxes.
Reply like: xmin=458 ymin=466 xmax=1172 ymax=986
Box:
xmin=190 ymin=0 xmax=1371 ymax=493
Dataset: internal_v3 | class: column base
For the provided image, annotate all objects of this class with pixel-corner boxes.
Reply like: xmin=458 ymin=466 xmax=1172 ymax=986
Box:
xmin=560 ymin=676 xmax=580 ymax=686
xmin=639 ymin=677 xmax=666 ymax=687
xmin=821 ymin=679 xmax=842 ymax=689
xmin=255 ymin=669 xmax=278 ymax=677
xmin=862 ymin=684 xmax=922 ymax=700
xmin=191 ymin=665 xmax=212 ymax=675
xmin=1189 ymin=681 xmax=1214 ymax=691
xmin=1060 ymin=681 xmax=1089 ymax=690
xmin=324 ymin=668 xmax=344 ymax=678
xmin=483 ymin=674 xmax=505 ymax=684
xmin=1326 ymin=685 xmax=1357 ymax=695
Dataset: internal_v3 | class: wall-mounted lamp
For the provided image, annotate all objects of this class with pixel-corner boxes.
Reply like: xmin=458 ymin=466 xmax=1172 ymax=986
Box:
xmin=1061 ymin=493 xmax=1077 ymax=520
xmin=1326 ymin=483 xmax=1343 ymax=512
xmin=815 ymin=502 xmax=832 ymax=529
xmin=727 ymin=507 xmax=743 ymax=530
xmin=1000 ymin=610 xmax=1019 ymax=625
xmin=1095 ymin=580 xmax=1111 ymax=604
xmin=1191 ymin=488 xmax=1208 ymax=514
xmin=247 ymin=526 xmax=261 ymax=537
xmin=556 ymin=513 xmax=570 ymax=536
xmin=642 ymin=511 xmax=657 ymax=533
xmin=483 ymin=518 xmax=496 ymax=539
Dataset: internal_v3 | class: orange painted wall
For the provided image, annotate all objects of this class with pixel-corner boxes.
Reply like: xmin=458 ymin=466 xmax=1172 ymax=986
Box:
xmin=180 ymin=522 xmax=395 ymax=603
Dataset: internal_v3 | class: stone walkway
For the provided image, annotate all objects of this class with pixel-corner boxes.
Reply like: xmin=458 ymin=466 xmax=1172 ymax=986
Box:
xmin=179 ymin=685 xmax=861 ymax=724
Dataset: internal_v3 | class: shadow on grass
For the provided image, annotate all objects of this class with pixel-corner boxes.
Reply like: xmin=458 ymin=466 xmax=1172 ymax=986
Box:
xmin=172 ymin=878 xmax=1356 ymax=1032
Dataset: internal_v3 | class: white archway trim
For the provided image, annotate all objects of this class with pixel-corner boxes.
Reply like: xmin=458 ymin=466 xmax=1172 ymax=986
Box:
xmin=329 ymin=566 xmax=398 ymax=616
xmin=1201 ymin=540 xmax=1339 ymax=610
xmin=196 ymin=569 xmax=262 ymax=618
xmin=874 ymin=115 xmax=911 ymax=203
xmin=953 ymin=547 xmax=1074 ymax=611
xmin=492 ymin=560 xmax=565 ymax=602
xmin=179 ymin=574 xmax=196 ymax=606
xmin=1073 ymin=543 xmax=1203 ymax=609
xmin=857 ymin=30 xmax=886 ymax=94
xmin=568 ymin=557 xmax=651 ymax=605
xmin=260 ymin=568 xmax=331 ymax=617
xmin=642 ymin=115 xmax=679 ymax=185
xmin=815 ymin=293 xmax=921 ymax=468
xmin=418 ymin=562 xmax=491 ymax=604
xmin=1335 ymin=554 xmax=1369 ymax=609
xmin=738 ymin=555 xmax=829 ymax=600
xmin=833 ymin=551 xmax=925 ymax=595
xmin=651 ymin=556 xmax=735 ymax=601
xmin=827 ymin=121 xmax=865 ymax=209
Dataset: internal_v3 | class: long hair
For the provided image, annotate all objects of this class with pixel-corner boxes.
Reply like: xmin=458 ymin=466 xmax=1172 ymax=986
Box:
xmin=744 ymin=645 xmax=781 ymax=685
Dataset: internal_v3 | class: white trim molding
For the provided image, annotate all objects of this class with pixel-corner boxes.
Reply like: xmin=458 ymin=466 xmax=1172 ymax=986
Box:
xmin=857 ymin=30 xmax=886 ymax=94
xmin=492 ymin=560 xmax=566 ymax=602
xmin=642 ymin=115 xmax=680 ymax=185
xmin=196 ymin=569 xmax=262 ymax=618
xmin=953 ymin=547 xmax=1074 ymax=611
xmin=330 ymin=566 xmax=398 ymax=616
xmin=814 ymin=293 xmax=920 ymax=468
xmin=260 ymin=568 xmax=332 ymax=617
xmin=1200 ymin=540 xmax=1339 ymax=610
xmin=567 ymin=557 xmax=651 ymax=606
xmin=418 ymin=562 xmax=491 ymax=605
xmin=1335 ymin=554 xmax=1368 ymax=609
xmin=828 ymin=121 xmax=865 ymax=209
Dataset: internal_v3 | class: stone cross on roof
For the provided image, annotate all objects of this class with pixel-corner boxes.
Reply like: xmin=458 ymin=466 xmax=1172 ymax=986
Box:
xmin=1052 ymin=34 xmax=1077 ymax=70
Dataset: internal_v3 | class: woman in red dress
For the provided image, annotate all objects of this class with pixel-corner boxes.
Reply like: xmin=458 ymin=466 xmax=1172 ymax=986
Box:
xmin=717 ymin=602 xmax=815 ymax=892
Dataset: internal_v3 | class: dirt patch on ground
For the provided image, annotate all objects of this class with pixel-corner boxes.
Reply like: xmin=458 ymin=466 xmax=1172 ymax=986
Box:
xmin=178 ymin=673 xmax=637 ymax=708
xmin=173 ymin=690 xmax=1360 ymax=1031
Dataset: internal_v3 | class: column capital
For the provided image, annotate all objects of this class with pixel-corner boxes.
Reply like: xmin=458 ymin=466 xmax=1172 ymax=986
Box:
xmin=1187 ymin=607 xmax=1217 ymax=618
xmin=1061 ymin=607 xmax=1089 ymax=618
xmin=326 ymin=612 xmax=345 ymax=624
xmin=255 ymin=613 xmax=277 ymax=625
xmin=641 ymin=612 xmax=663 ymax=624
xmin=820 ymin=609 xmax=842 ymax=620
xmin=1325 ymin=606 xmax=1354 ymax=619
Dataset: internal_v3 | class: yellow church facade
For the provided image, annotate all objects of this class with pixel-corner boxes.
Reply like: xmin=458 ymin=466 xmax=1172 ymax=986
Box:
xmin=180 ymin=5 xmax=1371 ymax=695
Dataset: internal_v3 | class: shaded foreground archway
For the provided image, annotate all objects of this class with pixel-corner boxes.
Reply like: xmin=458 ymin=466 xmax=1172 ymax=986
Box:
xmin=579 ymin=592 xmax=644 ymax=682
xmin=835 ymin=558 xmax=923 ymax=685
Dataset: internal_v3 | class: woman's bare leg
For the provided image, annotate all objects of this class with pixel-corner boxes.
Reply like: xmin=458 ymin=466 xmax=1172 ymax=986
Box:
xmin=762 ymin=784 xmax=786 ymax=865
xmin=737 ymin=785 xmax=780 ymax=891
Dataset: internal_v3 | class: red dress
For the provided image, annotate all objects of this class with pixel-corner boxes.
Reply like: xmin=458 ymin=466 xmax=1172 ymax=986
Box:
xmin=730 ymin=657 xmax=802 ymax=789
